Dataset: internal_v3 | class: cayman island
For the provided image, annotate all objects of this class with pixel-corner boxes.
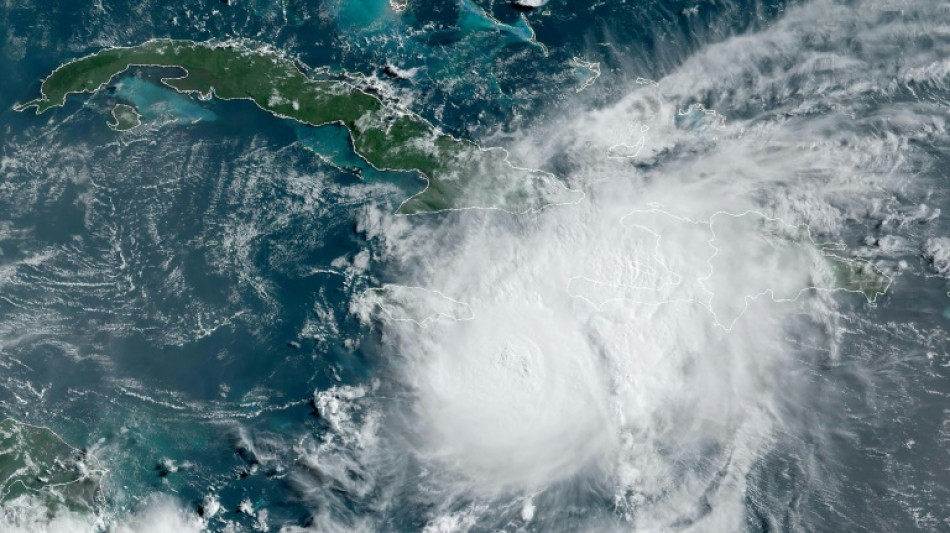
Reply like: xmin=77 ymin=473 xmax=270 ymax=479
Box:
xmin=16 ymin=39 xmax=580 ymax=214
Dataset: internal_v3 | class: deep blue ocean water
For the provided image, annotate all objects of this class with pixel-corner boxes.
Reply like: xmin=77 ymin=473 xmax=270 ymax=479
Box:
xmin=3 ymin=0 xmax=950 ymax=531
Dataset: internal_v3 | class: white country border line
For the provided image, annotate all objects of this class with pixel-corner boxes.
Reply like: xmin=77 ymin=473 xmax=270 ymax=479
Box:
xmin=568 ymin=207 xmax=894 ymax=332
xmin=0 ymin=417 xmax=109 ymax=504
xmin=360 ymin=284 xmax=475 ymax=329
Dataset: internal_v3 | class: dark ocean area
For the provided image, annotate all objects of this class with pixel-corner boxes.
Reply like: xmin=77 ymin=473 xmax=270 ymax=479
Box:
xmin=2 ymin=0 xmax=950 ymax=531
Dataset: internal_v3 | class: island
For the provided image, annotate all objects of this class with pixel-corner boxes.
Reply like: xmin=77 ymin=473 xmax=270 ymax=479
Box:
xmin=0 ymin=418 xmax=105 ymax=511
xmin=107 ymin=103 xmax=142 ymax=131
xmin=824 ymin=251 xmax=891 ymax=302
xmin=16 ymin=39 xmax=580 ymax=214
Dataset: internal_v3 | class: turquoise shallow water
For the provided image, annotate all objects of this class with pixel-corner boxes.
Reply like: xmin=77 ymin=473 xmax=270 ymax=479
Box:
xmin=294 ymin=122 xmax=425 ymax=194
xmin=115 ymin=76 xmax=218 ymax=124
xmin=3 ymin=0 xmax=950 ymax=531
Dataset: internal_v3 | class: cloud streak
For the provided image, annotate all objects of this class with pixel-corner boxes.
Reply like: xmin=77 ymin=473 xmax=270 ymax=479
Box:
xmin=354 ymin=0 xmax=949 ymax=530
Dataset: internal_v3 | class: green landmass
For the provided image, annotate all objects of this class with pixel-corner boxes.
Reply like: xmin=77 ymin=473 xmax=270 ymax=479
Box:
xmin=108 ymin=103 xmax=141 ymax=131
xmin=825 ymin=254 xmax=891 ymax=302
xmin=0 ymin=418 xmax=105 ymax=511
xmin=757 ymin=216 xmax=891 ymax=302
xmin=16 ymin=39 xmax=578 ymax=213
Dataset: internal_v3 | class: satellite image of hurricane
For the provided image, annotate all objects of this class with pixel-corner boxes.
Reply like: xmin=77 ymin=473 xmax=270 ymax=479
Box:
xmin=1 ymin=0 xmax=950 ymax=531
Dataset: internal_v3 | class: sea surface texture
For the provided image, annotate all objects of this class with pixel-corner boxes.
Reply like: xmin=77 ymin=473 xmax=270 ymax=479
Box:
xmin=2 ymin=0 xmax=950 ymax=531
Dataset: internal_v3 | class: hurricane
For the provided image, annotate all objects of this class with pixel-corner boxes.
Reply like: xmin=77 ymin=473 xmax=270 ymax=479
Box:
xmin=1 ymin=0 xmax=949 ymax=531
xmin=351 ymin=0 xmax=950 ymax=529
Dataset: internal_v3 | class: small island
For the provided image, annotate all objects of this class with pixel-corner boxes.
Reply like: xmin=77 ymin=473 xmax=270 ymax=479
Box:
xmin=16 ymin=39 xmax=579 ymax=214
xmin=107 ymin=103 xmax=142 ymax=131
xmin=826 ymin=253 xmax=891 ymax=303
